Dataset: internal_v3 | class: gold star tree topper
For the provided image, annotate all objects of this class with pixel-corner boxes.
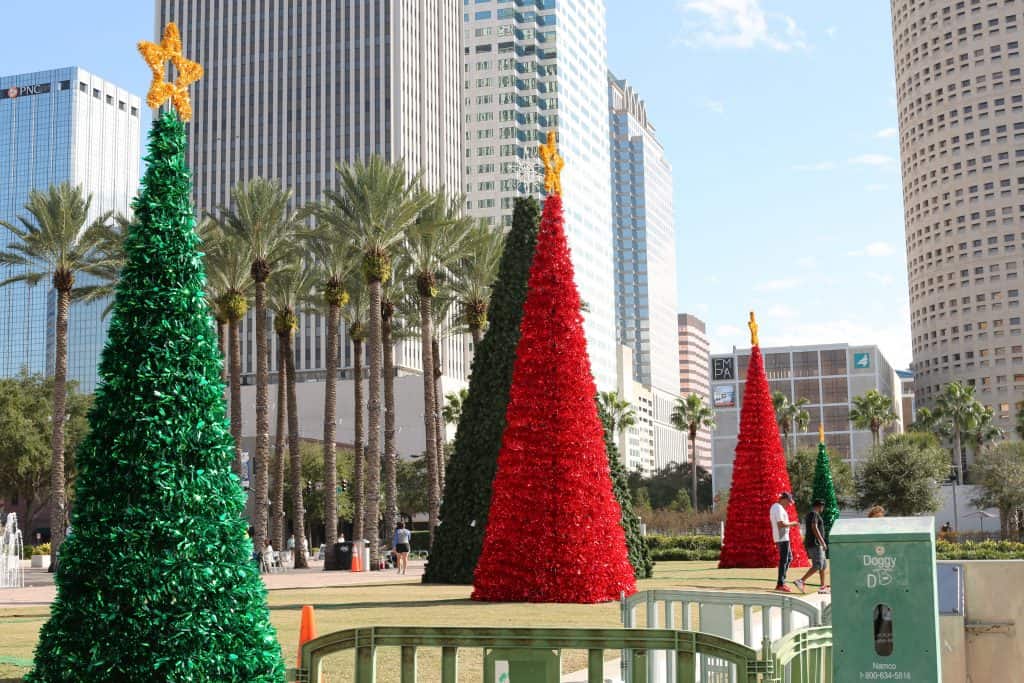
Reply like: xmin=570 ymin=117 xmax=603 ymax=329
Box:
xmin=748 ymin=311 xmax=759 ymax=346
xmin=138 ymin=23 xmax=203 ymax=122
xmin=538 ymin=131 xmax=564 ymax=196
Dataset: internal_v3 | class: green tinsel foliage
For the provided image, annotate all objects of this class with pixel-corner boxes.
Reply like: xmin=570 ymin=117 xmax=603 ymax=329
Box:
xmin=812 ymin=441 xmax=841 ymax=541
xmin=424 ymin=196 xmax=541 ymax=584
xmin=25 ymin=112 xmax=285 ymax=683
xmin=599 ymin=404 xmax=654 ymax=580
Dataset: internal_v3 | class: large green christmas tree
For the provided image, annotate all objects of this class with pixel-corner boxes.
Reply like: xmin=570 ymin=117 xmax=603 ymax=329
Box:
xmin=25 ymin=110 xmax=284 ymax=681
xmin=598 ymin=402 xmax=654 ymax=579
xmin=424 ymin=196 xmax=541 ymax=584
xmin=812 ymin=426 xmax=841 ymax=540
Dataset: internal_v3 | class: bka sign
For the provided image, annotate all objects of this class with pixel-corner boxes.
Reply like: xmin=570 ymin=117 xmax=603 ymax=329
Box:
xmin=1 ymin=83 xmax=52 ymax=100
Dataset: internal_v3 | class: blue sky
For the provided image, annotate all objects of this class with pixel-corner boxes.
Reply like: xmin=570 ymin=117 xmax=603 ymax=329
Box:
xmin=1 ymin=1 xmax=911 ymax=368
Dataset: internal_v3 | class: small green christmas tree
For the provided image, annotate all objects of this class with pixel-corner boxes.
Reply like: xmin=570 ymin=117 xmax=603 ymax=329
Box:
xmin=812 ymin=425 xmax=841 ymax=540
xmin=598 ymin=401 xmax=654 ymax=579
xmin=26 ymin=37 xmax=284 ymax=677
xmin=424 ymin=196 xmax=541 ymax=584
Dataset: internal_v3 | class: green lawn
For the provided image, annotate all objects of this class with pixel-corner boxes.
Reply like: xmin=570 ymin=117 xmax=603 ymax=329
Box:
xmin=0 ymin=562 xmax=783 ymax=681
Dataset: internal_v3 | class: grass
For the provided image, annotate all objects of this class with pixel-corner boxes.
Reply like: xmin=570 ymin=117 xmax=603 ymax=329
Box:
xmin=0 ymin=561 xmax=784 ymax=681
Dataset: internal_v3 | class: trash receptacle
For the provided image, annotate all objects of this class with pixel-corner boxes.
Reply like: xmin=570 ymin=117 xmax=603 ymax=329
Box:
xmin=325 ymin=541 xmax=353 ymax=571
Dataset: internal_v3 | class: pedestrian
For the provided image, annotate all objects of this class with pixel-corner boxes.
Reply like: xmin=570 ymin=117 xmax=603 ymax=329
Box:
xmin=261 ymin=538 xmax=275 ymax=573
xmin=867 ymin=505 xmax=886 ymax=518
xmin=941 ymin=521 xmax=953 ymax=534
xmin=795 ymin=499 xmax=829 ymax=594
xmin=770 ymin=492 xmax=801 ymax=592
xmin=392 ymin=522 xmax=412 ymax=574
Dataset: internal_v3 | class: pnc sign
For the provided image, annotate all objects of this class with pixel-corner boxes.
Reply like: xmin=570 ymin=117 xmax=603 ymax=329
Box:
xmin=1 ymin=83 xmax=52 ymax=100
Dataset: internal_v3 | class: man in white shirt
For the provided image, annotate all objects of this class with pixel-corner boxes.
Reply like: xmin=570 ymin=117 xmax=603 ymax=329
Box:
xmin=770 ymin=492 xmax=800 ymax=592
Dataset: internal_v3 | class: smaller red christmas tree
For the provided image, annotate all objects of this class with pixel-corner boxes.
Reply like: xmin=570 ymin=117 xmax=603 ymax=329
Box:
xmin=472 ymin=134 xmax=636 ymax=603
xmin=719 ymin=313 xmax=808 ymax=569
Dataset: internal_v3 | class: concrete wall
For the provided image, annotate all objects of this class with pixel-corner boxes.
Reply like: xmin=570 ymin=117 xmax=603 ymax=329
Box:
xmin=938 ymin=560 xmax=1024 ymax=683
xmin=935 ymin=485 xmax=1001 ymax=534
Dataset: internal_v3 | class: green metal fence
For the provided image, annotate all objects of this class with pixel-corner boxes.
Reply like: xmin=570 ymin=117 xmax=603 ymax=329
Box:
xmin=287 ymin=626 xmax=769 ymax=683
xmin=768 ymin=627 xmax=833 ymax=683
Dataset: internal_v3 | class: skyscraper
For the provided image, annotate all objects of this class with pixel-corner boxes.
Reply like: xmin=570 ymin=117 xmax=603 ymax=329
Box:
xmin=609 ymin=73 xmax=679 ymax=394
xmin=678 ymin=313 xmax=711 ymax=467
xmin=155 ymin=0 xmax=465 ymax=381
xmin=0 ymin=68 xmax=142 ymax=392
xmin=892 ymin=1 xmax=1024 ymax=459
xmin=461 ymin=0 xmax=617 ymax=389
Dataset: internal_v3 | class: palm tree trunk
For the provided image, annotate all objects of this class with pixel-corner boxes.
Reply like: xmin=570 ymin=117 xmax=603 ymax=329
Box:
xmin=352 ymin=337 xmax=365 ymax=543
xmin=433 ymin=334 xmax=446 ymax=493
xmin=271 ymin=338 xmax=287 ymax=552
xmin=48 ymin=287 xmax=71 ymax=570
xmin=419 ymin=295 xmax=440 ymax=542
xmin=364 ymin=280 xmax=385 ymax=567
xmin=382 ymin=315 xmax=398 ymax=547
xmin=254 ymin=280 xmax=271 ymax=541
xmin=322 ymin=302 xmax=341 ymax=557
xmin=286 ymin=331 xmax=308 ymax=569
xmin=953 ymin=427 xmax=963 ymax=485
xmin=471 ymin=326 xmax=483 ymax=348
xmin=217 ymin=320 xmax=227 ymax=384
xmin=229 ymin=317 xmax=244 ymax=479
xmin=690 ymin=430 xmax=699 ymax=512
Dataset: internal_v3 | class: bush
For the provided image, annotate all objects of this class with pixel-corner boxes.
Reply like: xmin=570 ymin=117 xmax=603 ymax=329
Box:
xmin=22 ymin=542 xmax=51 ymax=559
xmin=650 ymin=547 xmax=721 ymax=561
xmin=936 ymin=538 xmax=1024 ymax=560
xmin=646 ymin=534 xmax=721 ymax=551
xmin=410 ymin=530 xmax=430 ymax=552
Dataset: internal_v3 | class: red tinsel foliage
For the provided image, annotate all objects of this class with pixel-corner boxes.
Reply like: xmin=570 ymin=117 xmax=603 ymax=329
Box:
xmin=471 ymin=194 xmax=637 ymax=603
xmin=718 ymin=344 xmax=809 ymax=569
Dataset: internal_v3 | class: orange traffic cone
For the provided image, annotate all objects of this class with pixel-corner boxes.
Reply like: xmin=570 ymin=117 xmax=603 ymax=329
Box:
xmin=297 ymin=605 xmax=317 ymax=666
xmin=350 ymin=549 xmax=362 ymax=573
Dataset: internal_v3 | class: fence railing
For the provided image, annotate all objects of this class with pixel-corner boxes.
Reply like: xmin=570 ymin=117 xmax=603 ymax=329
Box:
xmin=769 ymin=627 xmax=833 ymax=683
xmin=621 ymin=590 xmax=825 ymax=683
xmin=287 ymin=625 xmax=769 ymax=683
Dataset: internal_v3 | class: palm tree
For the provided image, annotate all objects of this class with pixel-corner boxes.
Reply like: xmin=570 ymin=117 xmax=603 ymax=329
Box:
xmin=443 ymin=388 xmax=470 ymax=426
xmin=318 ymin=157 xmax=427 ymax=564
xmin=849 ymin=389 xmax=899 ymax=446
xmin=267 ymin=265 xmax=317 ymax=568
xmin=0 ymin=182 xmax=114 ymax=563
xmin=341 ymin=275 xmax=369 ymax=542
xmin=305 ymin=225 xmax=355 ymax=559
xmin=270 ymin=338 xmax=287 ymax=552
xmin=910 ymin=406 xmax=939 ymax=433
xmin=380 ymin=276 xmax=413 ymax=545
xmin=202 ymin=221 xmax=252 ymax=477
xmin=772 ymin=392 xmax=811 ymax=457
xmin=597 ymin=390 xmax=637 ymax=441
xmin=967 ymin=404 xmax=1004 ymax=459
xmin=400 ymin=190 xmax=472 ymax=537
xmin=452 ymin=221 xmax=505 ymax=346
xmin=935 ymin=381 xmax=980 ymax=485
xmin=670 ymin=393 xmax=716 ymax=511
xmin=215 ymin=178 xmax=302 ymax=544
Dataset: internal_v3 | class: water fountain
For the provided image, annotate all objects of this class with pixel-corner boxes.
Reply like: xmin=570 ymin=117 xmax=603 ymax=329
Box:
xmin=0 ymin=512 xmax=25 ymax=588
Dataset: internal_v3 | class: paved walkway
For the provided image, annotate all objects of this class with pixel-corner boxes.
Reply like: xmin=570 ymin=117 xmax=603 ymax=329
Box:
xmin=0 ymin=560 xmax=426 ymax=608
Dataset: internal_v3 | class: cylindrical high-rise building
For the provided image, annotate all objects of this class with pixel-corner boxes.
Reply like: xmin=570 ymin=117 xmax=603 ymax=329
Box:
xmin=893 ymin=1 xmax=1024 ymax=461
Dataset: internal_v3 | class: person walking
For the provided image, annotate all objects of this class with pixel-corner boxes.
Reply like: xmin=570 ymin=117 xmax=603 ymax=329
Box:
xmin=770 ymin=492 xmax=800 ymax=592
xmin=795 ymin=499 xmax=829 ymax=594
xmin=392 ymin=522 xmax=412 ymax=574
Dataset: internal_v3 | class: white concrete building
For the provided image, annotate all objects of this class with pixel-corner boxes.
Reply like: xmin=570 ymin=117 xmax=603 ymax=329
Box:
xmin=461 ymin=0 xmax=617 ymax=390
xmin=0 ymin=68 xmax=141 ymax=392
xmin=615 ymin=345 xmax=686 ymax=476
xmin=156 ymin=0 xmax=467 ymax=384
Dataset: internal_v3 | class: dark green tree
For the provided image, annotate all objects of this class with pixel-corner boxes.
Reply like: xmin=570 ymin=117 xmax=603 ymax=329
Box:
xmin=25 ymin=113 xmax=284 ymax=682
xmin=424 ymin=196 xmax=540 ymax=584
xmin=856 ymin=433 xmax=949 ymax=516
xmin=598 ymin=400 xmax=654 ymax=579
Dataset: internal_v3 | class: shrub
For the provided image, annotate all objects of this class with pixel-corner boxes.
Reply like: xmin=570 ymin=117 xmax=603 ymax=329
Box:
xmin=646 ymin=534 xmax=721 ymax=552
xmin=936 ymin=539 xmax=1024 ymax=560
xmin=22 ymin=543 xmax=51 ymax=559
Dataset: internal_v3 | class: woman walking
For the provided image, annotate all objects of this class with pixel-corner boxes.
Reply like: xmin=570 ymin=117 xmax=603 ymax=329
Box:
xmin=392 ymin=522 xmax=412 ymax=574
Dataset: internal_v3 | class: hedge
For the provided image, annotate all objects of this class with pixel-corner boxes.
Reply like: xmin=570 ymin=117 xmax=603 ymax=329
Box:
xmin=936 ymin=539 xmax=1024 ymax=560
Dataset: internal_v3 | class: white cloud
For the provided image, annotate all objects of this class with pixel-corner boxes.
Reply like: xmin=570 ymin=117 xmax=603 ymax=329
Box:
xmin=866 ymin=271 xmax=895 ymax=286
xmin=875 ymin=127 xmax=899 ymax=139
xmin=700 ymin=97 xmax=726 ymax=114
xmin=825 ymin=26 xmax=837 ymax=38
xmin=864 ymin=184 xmax=889 ymax=192
xmin=765 ymin=304 xmax=799 ymax=319
xmin=793 ymin=161 xmax=837 ymax=172
xmin=679 ymin=0 xmax=808 ymax=52
xmin=754 ymin=277 xmax=802 ymax=292
xmin=849 ymin=153 xmax=896 ymax=166
xmin=848 ymin=241 xmax=896 ymax=257
xmin=715 ymin=323 xmax=744 ymax=339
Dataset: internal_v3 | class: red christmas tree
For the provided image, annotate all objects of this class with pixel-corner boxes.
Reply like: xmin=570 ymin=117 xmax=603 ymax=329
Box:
xmin=471 ymin=186 xmax=636 ymax=603
xmin=718 ymin=314 xmax=808 ymax=569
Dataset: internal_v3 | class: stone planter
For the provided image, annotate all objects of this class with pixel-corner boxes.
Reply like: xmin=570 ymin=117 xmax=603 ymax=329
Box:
xmin=30 ymin=554 xmax=51 ymax=569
